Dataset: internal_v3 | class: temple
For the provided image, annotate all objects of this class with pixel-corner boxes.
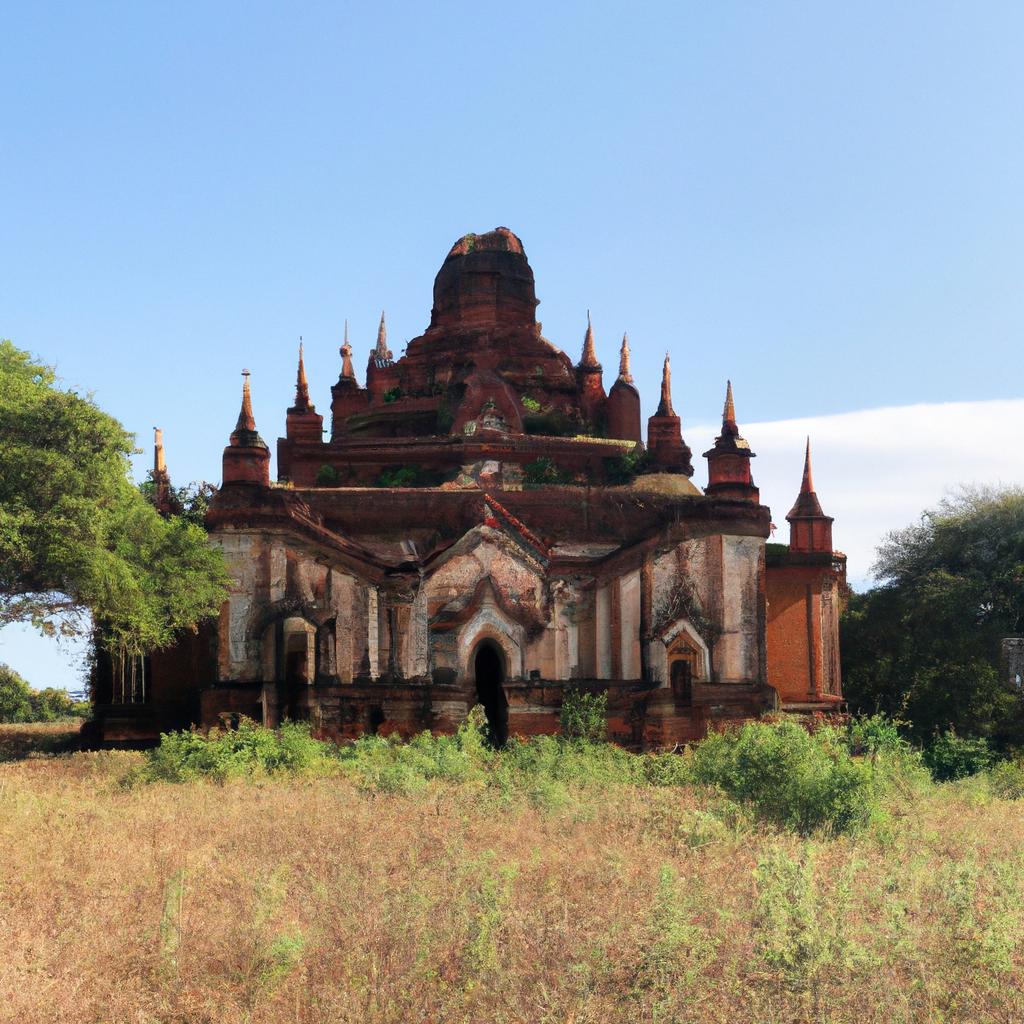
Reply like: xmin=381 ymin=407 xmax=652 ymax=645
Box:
xmin=89 ymin=228 xmax=846 ymax=747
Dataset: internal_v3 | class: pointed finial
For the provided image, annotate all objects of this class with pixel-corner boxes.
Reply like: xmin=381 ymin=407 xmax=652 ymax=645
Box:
xmin=801 ymin=436 xmax=815 ymax=494
xmin=153 ymin=426 xmax=166 ymax=475
xmin=722 ymin=379 xmax=738 ymax=432
xmin=617 ymin=333 xmax=633 ymax=384
xmin=339 ymin=318 xmax=356 ymax=380
xmin=656 ymin=352 xmax=675 ymax=417
xmin=580 ymin=311 xmax=600 ymax=369
xmin=375 ymin=310 xmax=391 ymax=359
xmin=236 ymin=369 xmax=255 ymax=432
xmin=294 ymin=339 xmax=310 ymax=409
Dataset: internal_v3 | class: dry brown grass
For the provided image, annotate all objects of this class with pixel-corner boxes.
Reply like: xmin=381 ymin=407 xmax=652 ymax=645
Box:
xmin=1 ymin=724 xmax=1023 ymax=1023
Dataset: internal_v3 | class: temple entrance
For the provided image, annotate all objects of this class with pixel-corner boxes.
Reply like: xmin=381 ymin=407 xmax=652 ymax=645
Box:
xmin=473 ymin=641 xmax=509 ymax=747
xmin=670 ymin=658 xmax=693 ymax=705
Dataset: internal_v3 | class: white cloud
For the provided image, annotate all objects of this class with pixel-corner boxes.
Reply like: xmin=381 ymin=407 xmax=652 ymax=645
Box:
xmin=708 ymin=398 xmax=1024 ymax=589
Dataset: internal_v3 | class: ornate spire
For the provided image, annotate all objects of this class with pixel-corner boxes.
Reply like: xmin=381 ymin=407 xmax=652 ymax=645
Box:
xmin=722 ymin=379 xmax=738 ymax=436
xmin=294 ymin=339 xmax=310 ymax=410
xmin=579 ymin=310 xmax=601 ymax=369
xmin=235 ymin=369 xmax=255 ymax=433
xmin=617 ymin=333 xmax=633 ymax=384
xmin=656 ymin=353 xmax=675 ymax=417
xmin=788 ymin=437 xmax=826 ymax=519
xmin=339 ymin=319 xmax=356 ymax=380
xmin=374 ymin=311 xmax=391 ymax=360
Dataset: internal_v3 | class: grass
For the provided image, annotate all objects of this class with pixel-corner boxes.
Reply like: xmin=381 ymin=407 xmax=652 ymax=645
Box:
xmin=1 ymin=720 xmax=1023 ymax=1023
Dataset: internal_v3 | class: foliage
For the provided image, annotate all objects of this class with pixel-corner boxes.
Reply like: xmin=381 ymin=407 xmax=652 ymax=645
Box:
xmin=138 ymin=719 xmax=338 ymax=783
xmin=522 ymin=457 xmax=572 ymax=488
xmin=315 ymin=464 xmax=341 ymax=486
xmin=138 ymin=478 xmax=218 ymax=528
xmin=377 ymin=465 xmax=421 ymax=487
xmin=382 ymin=386 xmax=403 ymax=403
xmin=604 ymin=448 xmax=653 ymax=484
xmin=520 ymin=394 xmax=541 ymax=413
xmin=842 ymin=486 xmax=1024 ymax=749
xmin=0 ymin=663 xmax=89 ymax=722
xmin=559 ymin=688 xmax=608 ymax=742
xmin=0 ymin=340 xmax=230 ymax=654
xmin=987 ymin=757 xmax=1024 ymax=799
xmin=690 ymin=718 xmax=881 ymax=835
xmin=923 ymin=730 xmax=995 ymax=781
xmin=522 ymin=410 xmax=577 ymax=437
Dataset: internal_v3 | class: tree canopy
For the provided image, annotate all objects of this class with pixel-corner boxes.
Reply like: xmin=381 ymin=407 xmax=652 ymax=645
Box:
xmin=842 ymin=486 xmax=1024 ymax=747
xmin=0 ymin=339 xmax=229 ymax=654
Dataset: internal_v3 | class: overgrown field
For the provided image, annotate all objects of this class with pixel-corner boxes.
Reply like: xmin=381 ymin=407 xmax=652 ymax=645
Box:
xmin=2 ymin=717 xmax=1024 ymax=1024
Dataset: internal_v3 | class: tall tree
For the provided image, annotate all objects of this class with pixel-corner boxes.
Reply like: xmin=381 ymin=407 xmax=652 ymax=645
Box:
xmin=842 ymin=486 xmax=1024 ymax=747
xmin=0 ymin=340 xmax=229 ymax=654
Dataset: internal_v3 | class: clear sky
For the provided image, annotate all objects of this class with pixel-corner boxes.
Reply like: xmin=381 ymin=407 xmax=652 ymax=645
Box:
xmin=1 ymin=2 xmax=1022 ymax=688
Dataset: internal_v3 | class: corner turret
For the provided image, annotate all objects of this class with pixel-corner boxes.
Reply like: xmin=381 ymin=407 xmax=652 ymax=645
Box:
xmin=223 ymin=370 xmax=270 ymax=486
xmin=646 ymin=354 xmax=693 ymax=475
xmin=702 ymin=381 xmax=758 ymax=502
xmin=786 ymin=438 xmax=833 ymax=553
xmin=607 ymin=333 xmax=642 ymax=444
xmin=286 ymin=341 xmax=324 ymax=444
xmin=575 ymin=311 xmax=606 ymax=428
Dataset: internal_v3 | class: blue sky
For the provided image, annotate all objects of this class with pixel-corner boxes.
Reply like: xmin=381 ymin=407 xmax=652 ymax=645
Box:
xmin=1 ymin=2 xmax=1022 ymax=688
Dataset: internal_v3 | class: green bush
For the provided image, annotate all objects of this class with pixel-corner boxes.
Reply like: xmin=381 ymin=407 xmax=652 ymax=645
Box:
xmin=691 ymin=718 xmax=880 ymax=835
xmin=923 ymin=730 xmax=995 ymax=781
xmin=522 ymin=457 xmax=572 ymax=488
xmin=988 ymin=758 xmax=1024 ymax=799
xmin=140 ymin=719 xmax=338 ymax=783
xmin=315 ymin=464 xmax=340 ymax=486
xmin=560 ymin=689 xmax=608 ymax=743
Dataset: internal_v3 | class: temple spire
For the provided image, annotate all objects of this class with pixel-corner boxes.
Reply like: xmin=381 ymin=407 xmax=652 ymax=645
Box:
xmin=339 ymin=319 xmax=356 ymax=380
xmin=787 ymin=436 xmax=826 ymax=520
xmin=721 ymin=379 xmax=738 ymax=437
xmin=617 ymin=333 xmax=633 ymax=384
xmin=656 ymin=353 xmax=675 ymax=417
xmin=151 ymin=426 xmax=174 ymax=514
xmin=801 ymin=436 xmax=814 ymax=494
xmin=235 ymin=369 xmax=255 ymax=433
xmin=374 ymin=311 xmax=391 ymax=360
xmin=579 ymin=310 xmax=600 ymax=369
xmin=294 ymin=339 xmax=310 ymax=410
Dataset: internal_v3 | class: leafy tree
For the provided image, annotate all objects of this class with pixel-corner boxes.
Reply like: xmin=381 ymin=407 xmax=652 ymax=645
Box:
xmin=0 ymin=664 xmax=33 ymax=722
xmin=842 ymin=487 xmax=1024 ymax=748
xmin=0 ymin=340 xmax=230 ymax=656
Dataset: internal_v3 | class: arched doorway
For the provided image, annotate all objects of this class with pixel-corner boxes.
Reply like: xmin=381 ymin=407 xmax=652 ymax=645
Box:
xmin=473 ymin=640 xmax=509 ymax=747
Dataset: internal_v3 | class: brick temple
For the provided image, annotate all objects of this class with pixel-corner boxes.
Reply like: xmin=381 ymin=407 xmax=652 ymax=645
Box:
xmin=91 ymin=227 xmax=846 ymax=747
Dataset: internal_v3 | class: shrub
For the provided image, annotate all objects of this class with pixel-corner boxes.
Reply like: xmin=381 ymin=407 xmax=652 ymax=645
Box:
xmin=522 ymin=457 xmax=571 ymax=488
xmin=377 ymin=465 xmax=420 ymax=487
xmin=924 ymin=730 xmax=995 ymax=781
xmin=560 ymin=689 xmax=608 ymax=743
xmin=315 ymin=464 xmax=340 ymax=485
xmin=0 ymin=665 xmax=89 ymax=722
xmin=0 ymin=665 xmax=33 ymax=723
xmin=140 ymin=719 xmax=338 ymax=783
xmin=691 ymin=718 xmax=880 ymax=835
xmin=988 ymin=758 xmax=1024 ymax=799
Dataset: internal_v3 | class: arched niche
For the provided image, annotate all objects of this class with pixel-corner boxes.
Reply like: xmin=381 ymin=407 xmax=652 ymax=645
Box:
xmin=648 ymin=619 xmax=711 ymax=692
xmin=457 ymin=609 xmax=524 ymax=683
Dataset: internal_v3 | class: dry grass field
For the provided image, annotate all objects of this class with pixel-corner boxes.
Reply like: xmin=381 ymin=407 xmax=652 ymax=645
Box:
xmin=2 ymin=721 xmax=1023 ymax=1024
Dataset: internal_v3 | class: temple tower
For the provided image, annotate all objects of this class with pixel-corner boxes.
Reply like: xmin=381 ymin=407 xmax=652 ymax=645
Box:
xmin=646 ymin=354 xmax=693 ymax=474
xmin=703 ymin=381 xmax=758 ymax=501
xmin=285 ymin=341 xmax=324 ymax=444
xmin=222 ymin=370 xmax=270 ymax=486
xmin=606 ymin=333 xmax=642 ymax=444
xmin=786 ymin=439 xmax=834 ymax=553
xmin=575 ymin=312 xmax=606 ymax=429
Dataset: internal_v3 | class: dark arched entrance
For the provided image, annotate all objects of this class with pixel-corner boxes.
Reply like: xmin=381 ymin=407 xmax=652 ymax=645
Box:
xmin=473 ymin=641 xmax=509 ymax=747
